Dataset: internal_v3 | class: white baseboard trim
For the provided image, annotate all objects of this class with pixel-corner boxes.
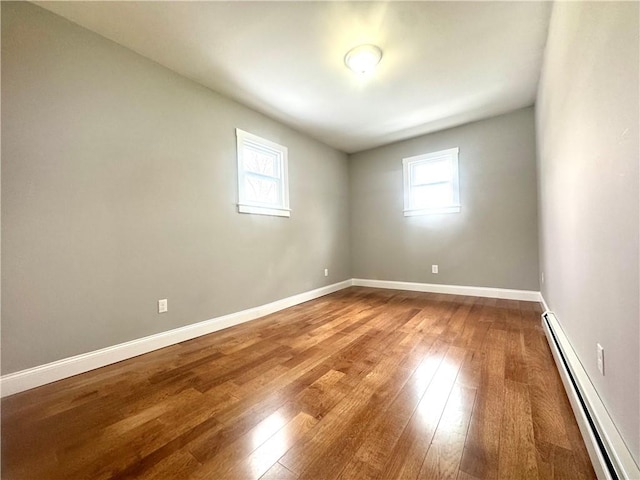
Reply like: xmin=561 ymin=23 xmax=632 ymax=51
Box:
xmin=542 ymin=307 xmax=640 ymax=480
xmin=0 ymin=280 xmax=353 ymax=398
xmin=352 ymin=278 xmax=541 ymax=302
xmin=1 ymin=278 xmax=543 ymax=398
xmin=539 ymin=293 xmax=550 ymax=313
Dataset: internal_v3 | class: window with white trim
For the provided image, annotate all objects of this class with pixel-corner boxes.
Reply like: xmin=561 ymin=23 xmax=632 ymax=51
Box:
xmin=236 ymin=129 xmax=290 ymax=217
xmin=402 ymin=147 xmax=460 ymax=216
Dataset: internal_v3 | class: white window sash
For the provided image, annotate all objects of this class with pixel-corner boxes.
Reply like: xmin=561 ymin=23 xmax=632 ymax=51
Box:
xmin=402 ymin=147 xmax=460 ymax=216
xmin=236 ymin=129 xmax=290 ymax=217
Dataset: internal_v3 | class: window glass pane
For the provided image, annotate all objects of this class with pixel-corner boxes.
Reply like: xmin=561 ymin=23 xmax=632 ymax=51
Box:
xmin=412 ymin=159 xmax=451 ymax=185
xmin=244 ymin=175 xmax=279 ymax=205
xmin=411 ymin=183 xmax=453 ymax=209
xmin=243 ymin=146 xmax=278 ymax=177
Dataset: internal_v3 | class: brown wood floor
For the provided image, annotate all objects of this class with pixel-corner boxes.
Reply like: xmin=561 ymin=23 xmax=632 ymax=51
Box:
xmin=2 ymin=287 xmax=595 ymax=480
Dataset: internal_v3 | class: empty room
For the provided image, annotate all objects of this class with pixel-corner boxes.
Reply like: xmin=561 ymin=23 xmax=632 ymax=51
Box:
xmin=1 ymin=1 xmax=638 ymax=479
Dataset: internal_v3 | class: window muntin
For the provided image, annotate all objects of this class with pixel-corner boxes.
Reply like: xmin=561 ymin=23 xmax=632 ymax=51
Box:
xmin=236 ymin=129 xmax=290 ymax=217
xmin=403 ymin=147 xmax=460 ymax=216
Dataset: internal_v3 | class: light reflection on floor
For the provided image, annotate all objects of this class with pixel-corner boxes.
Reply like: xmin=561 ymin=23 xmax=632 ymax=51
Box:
xmin=251 ymin=410 xmax=287 ymax=450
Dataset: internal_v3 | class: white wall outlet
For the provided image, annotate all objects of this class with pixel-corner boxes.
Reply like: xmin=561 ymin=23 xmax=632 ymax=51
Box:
xmin=597 ymin=343 xmax=604 ymax=375
xmin=158 ymin=299 xmax=168 ymax=314
xmin=541 ymin=272 xmax=544 ymax=284
xmin=432 ymin=265 xmax=438 ymax=274
xmin=324 ymin=268 xmax=329 ymax=277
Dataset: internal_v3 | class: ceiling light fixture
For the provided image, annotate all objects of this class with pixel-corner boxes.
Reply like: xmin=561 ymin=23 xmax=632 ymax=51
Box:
xmin=344 ymin=44 xmax=383 ymax=75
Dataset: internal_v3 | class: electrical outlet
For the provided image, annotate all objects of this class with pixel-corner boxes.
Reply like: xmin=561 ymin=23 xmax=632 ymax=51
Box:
xmin=158 ymin=299 xmax=168 ymax=314
xmin=541 ymin=272 xmax=545 ymax=284
xmin=597 ymin=343 xmax=604 ymax=375
xmin=432 ymin=265 xmax=438 ymax=274
xmin=324 ymin=268 xmax=329 ymax=277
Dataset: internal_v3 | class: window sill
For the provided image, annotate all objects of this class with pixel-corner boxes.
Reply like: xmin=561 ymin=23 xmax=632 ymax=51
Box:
xmin=238 ymin=204 xmax=291 ymax=217
xmin=404 ymin=205 xmax=461 ymax=216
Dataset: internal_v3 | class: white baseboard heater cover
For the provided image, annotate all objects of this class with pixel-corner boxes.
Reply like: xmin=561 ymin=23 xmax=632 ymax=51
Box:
xmin=542 ymin=311 xmax=640 ymax=480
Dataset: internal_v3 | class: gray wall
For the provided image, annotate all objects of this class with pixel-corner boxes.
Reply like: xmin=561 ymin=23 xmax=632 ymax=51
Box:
xmin=536 ymin=2 xmax=639 ymax=464
xmin=1 ymin=2 xmax=351 ymax=374
xmin=350 ymin=107 xmax=539 ymax=291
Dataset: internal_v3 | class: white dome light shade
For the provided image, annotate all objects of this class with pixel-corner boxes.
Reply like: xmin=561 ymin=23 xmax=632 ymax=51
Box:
xmin=344 ymin=44 xmax=383 ymax=75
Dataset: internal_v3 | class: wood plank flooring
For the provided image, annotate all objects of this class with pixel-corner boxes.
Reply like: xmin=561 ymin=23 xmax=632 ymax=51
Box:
xmin=1 ymin=287 xmax=596 ymax=479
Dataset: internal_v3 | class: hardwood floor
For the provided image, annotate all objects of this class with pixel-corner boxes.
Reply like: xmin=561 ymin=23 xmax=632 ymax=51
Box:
xmin=1 ymin=287 xmax=595 ymax=479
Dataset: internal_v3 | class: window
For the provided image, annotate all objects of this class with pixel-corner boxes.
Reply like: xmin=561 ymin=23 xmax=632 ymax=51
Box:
xmin=236 ymin=129 xmax=290 ymax=217
xmin=402 ymin=147 xmax=460 ymax=216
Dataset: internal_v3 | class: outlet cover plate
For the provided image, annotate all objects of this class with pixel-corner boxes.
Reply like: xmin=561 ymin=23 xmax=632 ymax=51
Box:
xmin=158 ymin=299 xmax=168 ymax=314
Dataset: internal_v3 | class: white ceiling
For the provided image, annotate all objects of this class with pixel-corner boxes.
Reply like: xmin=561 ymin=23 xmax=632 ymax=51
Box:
xmin=36 ymin=1 xmax=552 ymax=153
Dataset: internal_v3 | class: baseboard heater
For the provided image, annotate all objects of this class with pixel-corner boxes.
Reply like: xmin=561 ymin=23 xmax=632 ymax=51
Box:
xmin=541 ymin=311 xmax=640 ymax=480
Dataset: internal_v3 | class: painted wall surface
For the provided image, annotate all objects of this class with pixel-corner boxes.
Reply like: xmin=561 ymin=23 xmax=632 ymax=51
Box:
xmin=536 ymin=1 xmax=639 ymax=463
xmin=1 ymin=2 xmax=351 ymax=374
xmin=349 ymin=107 xmax=539 ymax=291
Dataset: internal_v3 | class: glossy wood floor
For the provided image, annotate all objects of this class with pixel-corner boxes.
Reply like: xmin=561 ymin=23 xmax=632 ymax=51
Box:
xmin=2 ymin=287 xmax=595 ymax=480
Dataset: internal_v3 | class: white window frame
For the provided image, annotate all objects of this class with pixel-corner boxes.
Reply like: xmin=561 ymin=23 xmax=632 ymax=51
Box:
xmin=236 ymin=129 xmax=290 ymax=218
xmin=402 ymin=147 xmax=461 ymax=216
